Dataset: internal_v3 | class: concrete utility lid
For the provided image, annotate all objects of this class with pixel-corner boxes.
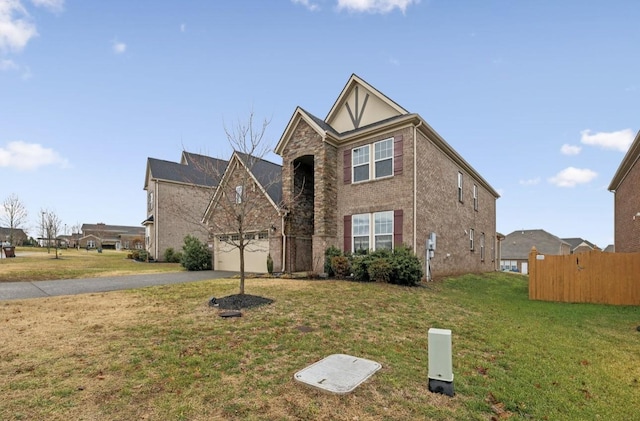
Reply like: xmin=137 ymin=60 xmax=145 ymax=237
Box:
xmin=294 ymin=354 xmax=382 ymax=394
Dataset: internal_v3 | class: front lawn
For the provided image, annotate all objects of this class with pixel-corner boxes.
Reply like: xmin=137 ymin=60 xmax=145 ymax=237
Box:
xmin=0 ymin=247 xmax=184 ymax=282
xmin=0 ymin=272 xmax=638 ymax=420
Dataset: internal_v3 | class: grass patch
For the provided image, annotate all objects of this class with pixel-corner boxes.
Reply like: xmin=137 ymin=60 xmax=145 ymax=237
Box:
xmin=0 ymin=247 xmax=184 ymax=282
xmin=0 ymin=272 xmax=638 ymax=420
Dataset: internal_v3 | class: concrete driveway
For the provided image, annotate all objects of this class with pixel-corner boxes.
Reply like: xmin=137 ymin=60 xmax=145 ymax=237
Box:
xmin=0 ymin=270 xmax=236 ymax=301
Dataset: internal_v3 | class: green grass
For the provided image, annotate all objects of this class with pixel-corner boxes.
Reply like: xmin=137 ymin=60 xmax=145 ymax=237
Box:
xmin=1 ymin=272 xmax=638 ymax=420
xmin=0 ymin=246 xmax=184 ymax=282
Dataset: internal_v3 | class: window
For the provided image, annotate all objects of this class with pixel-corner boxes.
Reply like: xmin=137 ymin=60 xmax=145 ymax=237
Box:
xmin=258 ymin=231 xmax=269 ymax=240
xmin=480 ymin=232 xmax=485 ymax=261
xmin=458 ymin=172 xmax=464 ymax=202
xmin=218 ymin=235 xmax=229 ymax=242
xmin=148 ymin=191 xmax=154 ymax=212
xmin=352 ymin=213 xmax=370 ymax=251
xmin=352 ymin=146 xmax=370 ymax=183
xmin=469 ymin=229 xmax=474 ymax=251
xmin=87 ymin=240 xmax=95 ymax=248
xmin=473 ymin=184 xmax=478 ymax=211
xmin=244 ymin=233 xmax=254 ymax=240
xmin=352 ymin=211 xmax=394 ymax=251
xmin=352 ymin=138 xmax=394 ymax=183
xmin=374 ymin=211 xmax=393 ymax=250
xmin=374 ymin=139 xmax=393 ymax=178
xmin=231 ymin=234 xmax=240 ymax=241
xmin=235 ymin=185 xmax=243 ymax=204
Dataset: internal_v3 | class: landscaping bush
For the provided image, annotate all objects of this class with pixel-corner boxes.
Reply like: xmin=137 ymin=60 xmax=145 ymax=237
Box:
xmin=390 ymin=245 xmax=423 ymax=286
xmin=330 ymin=255 xmax=350 ymax=277
xmin=368 ymin=257 xmax=393 ymax=283
xmin=266 ymin=254 xmax=274 ymax=274
xmin=350 ymin=251 xmax=374 ymax=282
xmin=163 ymin=247 xmax=182 ymax=263
xmin=181 ymin=235 xmax=212 ymax=271
xmin=132 ymin=250 xmax=149 ymax=262
xmin=324 ymin=245 xmax=342 ymax=276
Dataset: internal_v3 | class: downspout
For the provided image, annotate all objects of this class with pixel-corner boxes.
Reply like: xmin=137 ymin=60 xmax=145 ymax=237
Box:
xmin=281 ymin=213 xmax=286 ymax=273
xmin=154 ymin=181 xmax=159 ymax=260
xmin=413 ymin=120 xmax=423 ymax=251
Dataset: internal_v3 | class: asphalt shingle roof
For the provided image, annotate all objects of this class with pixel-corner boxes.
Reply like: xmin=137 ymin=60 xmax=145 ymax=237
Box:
xmin=148 ymin=153 xmax=228 ymax=187
xmin=235 ymin=152 xmax=282 ymax=205
xmin=501 ymin=229 xmax=570 ymax=259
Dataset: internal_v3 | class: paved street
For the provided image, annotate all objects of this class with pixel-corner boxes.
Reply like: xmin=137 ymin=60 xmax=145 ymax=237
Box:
xmin=0 ymin=270 xmax=236 ymax=301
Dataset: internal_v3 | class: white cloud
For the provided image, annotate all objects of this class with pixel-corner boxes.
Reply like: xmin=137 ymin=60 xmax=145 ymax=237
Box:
xmin=0 ymin=140 xmax=69 ymax=171
xmin=337 ymin=0 xmax=419 ymax=14
xmin=112 ymin=40 xmax=126 ymax=54
xmin=560 ymin=144 xmax=581 ymax=155
xmin=580 ymin=129 xmax=634 ymax=153
xmin=0 ymin=0 xmax=38 ymax=52
xmin=292 ymin=0 xmax=320 ymax=11
xmin=519 ymin=177 xmax=540 ymax=186
xmin=0 ymin=58 xmax=17 ymax=70
xmin=548 ymin=167 xmax=597 ymax=188
xmin=30 ymin=0 xmax=64 ymax=12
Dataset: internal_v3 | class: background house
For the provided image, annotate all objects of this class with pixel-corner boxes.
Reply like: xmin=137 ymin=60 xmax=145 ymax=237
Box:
xmin=501 ymin=229 xmax=571 ymax=274
xmin=0 ymin=227 xmax=28 ymax=246
xmin=143 ymin=151 xmax=227 ymax=261
xmin=202 ymin=152 xmax=283 ymax=273
xmin=79 ymin=223 xmax=144 ymax=250
xmin=275 ymin=74 xmax=499 ymax=277
xmin=561 ymin=238 xmax=600 ymax=254
xmin=608 ymin=130 xmax=640 ymax=252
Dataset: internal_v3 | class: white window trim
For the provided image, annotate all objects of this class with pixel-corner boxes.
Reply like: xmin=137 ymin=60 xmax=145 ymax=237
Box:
xmin=352 ymin=138 xmax=394 ymax=183
xmin=235 ymin=185 xmax=243 ymax=204
xmin=458 ymin=172 xmax=464 ymax=202
xmin=480 ymin=232 xmax=485 ymax=261
xmin=470 ymin=228 xmax=474 ymax=251
xmin=473 ymin=184 xmax=478 ymax=211
xmin=352 ymin=211 xmax=394 ymax=252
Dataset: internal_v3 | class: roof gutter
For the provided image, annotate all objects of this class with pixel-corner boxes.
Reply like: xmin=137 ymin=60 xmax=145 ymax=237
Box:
xmin=413 ymin=120 xmax=423 ymax=251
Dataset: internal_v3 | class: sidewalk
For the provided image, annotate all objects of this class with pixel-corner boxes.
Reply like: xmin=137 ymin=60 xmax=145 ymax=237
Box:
xmin=0 ymin=270 xmax=236 ymax=301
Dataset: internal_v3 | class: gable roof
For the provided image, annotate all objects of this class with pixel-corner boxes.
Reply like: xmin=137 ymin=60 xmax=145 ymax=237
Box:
xmin=275 ymin=74 xmax=499 ymax=199
xmin=144 ymin=152 xmax=227 ymax=190
xmin=561 ymin=237 xmax=598 ymax=251
xmin=501 ymin=229 xmax=571 ymax=259
xmin=82 ymin=223 xmax=144 ymax=237
xmin=609 ymin=130 xmax=640 ymax=191
xmin=202 ymin=152 xmax=282 ymax=222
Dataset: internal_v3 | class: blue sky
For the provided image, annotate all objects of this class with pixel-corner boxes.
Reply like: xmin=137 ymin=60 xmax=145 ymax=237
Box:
xmin=1 ymin=0 xmax=638 ymax=248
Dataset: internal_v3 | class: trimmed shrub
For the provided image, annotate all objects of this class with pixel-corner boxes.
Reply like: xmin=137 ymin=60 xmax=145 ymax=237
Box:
xmin=330 ymin=255 xmax=350 ymax=277
xmin=368 ymin=258 xmax=392 ymax=283
xmin=351 ymin=252 xmax=374 ymax=282
xmin=324 ymin=245 xmax=342 ymax=276
xmin=181 ymin=235 xmax=212 ymax=271
xmin=390 ymin=245 xmax=424 ymax=286
xmin=267 ymin=254 xmax=274 ymax=274
xmin=163 ymin=247 xmax=182 ymax=263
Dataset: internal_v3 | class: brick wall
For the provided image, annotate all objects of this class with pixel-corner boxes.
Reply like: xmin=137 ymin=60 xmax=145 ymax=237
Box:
xmin=614 ymin=158 xmax=640 ymax=252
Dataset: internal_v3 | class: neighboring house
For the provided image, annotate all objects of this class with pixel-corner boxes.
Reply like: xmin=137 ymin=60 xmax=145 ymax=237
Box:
xmin=79 ymin=223 xmax=145 ymax=250
xmin=603 ymin=244 xmax=615 ymax=253
xmin=0 ymin=227 xmax=28 ymax=246
xmin=143 ymin=151 xmax=227 ymax=261
xmin=608 ymin=130 xmax=640 ymax=252
xmin=274 ymin=74 xmax=500 ymax=276
xmin=501 ymin=229 xmax=571 ymax=274
xmin=202 ymin=152 xmax=283 ymax=273
xmin=561 ymin=238 xmax=600 ymax=254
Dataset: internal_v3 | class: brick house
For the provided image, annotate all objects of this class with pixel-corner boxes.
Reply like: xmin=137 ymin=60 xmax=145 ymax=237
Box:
xmin=501 ymin=229 xmax=571 ymax=274
xmin=79 ymin=223 xmax=145 ymax=250
xmin=143 ymin=152 xmax=227 ymax=261
xmin=608 ymin=130 xmax=640 ymax=252
xmin=275 ymin=74 xmax=499 ymax=277
xmin=0 ymin=227 xmax=28 ymax=246
xmin=561 ymin=237 xmax=600 ymax=254
xmin=202 ymin=152 xmax=283 ymax=273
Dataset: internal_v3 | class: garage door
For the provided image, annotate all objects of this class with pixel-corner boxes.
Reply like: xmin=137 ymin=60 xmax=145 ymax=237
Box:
xmin=214 ymin=237 xmax=269 ymax=273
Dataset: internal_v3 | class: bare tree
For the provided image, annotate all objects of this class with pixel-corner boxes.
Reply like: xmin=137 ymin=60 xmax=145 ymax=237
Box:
xmin=41 ymin=209 xmax=63 ymax=258
xmin=1 ymin=193 xmax=28 ymax=245
xmin=202 ymin=112 xmax=281 ymax=295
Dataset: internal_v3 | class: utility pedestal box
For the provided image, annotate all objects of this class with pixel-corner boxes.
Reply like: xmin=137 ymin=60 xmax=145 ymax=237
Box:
xmin=428 ymin=328 xmax=454 ymax=396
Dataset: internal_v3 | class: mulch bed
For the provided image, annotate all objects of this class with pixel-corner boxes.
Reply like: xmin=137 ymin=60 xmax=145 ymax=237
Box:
xmin=209 ymin=294 xmax=274 ymax=310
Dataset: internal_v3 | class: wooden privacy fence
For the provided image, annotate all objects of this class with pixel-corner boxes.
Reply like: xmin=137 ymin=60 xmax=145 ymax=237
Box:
xmin=528 ymin=247 xmax=640 ymax=305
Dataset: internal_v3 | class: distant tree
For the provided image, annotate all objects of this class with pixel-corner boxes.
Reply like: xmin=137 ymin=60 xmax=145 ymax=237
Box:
xmin=42 ymin=209 xmax=63 ymax=258
xmin=1 ymin=193 xmax=28 ymax=245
